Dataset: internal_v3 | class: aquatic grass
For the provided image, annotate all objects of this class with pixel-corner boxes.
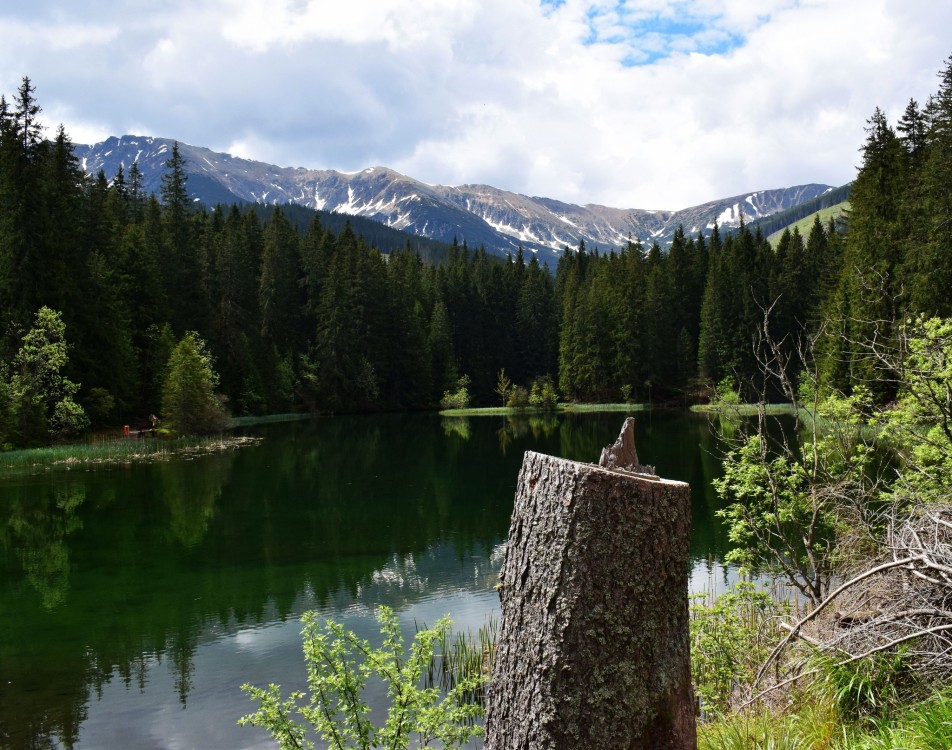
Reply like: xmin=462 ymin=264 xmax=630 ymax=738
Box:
xmin=690 ymin=402 xmax=799 ymax=416
xmin=423 ymin=615 xmax=497 ymax=711
xmin=440 ymin=402 xmax=648 ymax=416
xmin=230 ymin=412 xmax=312 ymax=427
xmin=0 ymin=434 xmax=261 ymax=474
xmin=440 ymin=406 xmax=525 ymax=416
xmin=558 ymin=402 xmax=649 ymax=413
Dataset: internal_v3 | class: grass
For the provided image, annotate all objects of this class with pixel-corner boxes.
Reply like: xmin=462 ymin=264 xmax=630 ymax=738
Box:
xmin=0 ymin=412 xmax=312 ymax=474
xmin=230 ymin=412 xmax=312 ymax=427
xmin=690 ymin=402 xmax=797 ymax=416
xmin=0 ymin=433 xmax=261 ymax=474
xmin=425 ymin=615 xmax=497 ymax=712
xmin=697 ymin=688 xmax=952 ymax=750
xmin=560 ymin=402 xmax=649 ymax=412
xmin=698 ymin=699 xmax=853 ymax=750
xmin=439 ymin=402 xmax=648 ymax=416
xmin=767 ymin=201 xmax=850 ymax=247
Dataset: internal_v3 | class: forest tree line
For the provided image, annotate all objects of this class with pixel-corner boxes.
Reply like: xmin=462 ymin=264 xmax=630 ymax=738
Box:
xmin=1 ymin=56 xmax=950 ymax=445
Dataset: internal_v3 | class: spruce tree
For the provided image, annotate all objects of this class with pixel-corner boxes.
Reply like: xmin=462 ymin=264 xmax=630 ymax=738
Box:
xmin=908 ymin=55 xmax=952 ymax=316
xmin=258 ymin=207 xmax=304 ymax=355
xmin=821 ymin=108 xmax=906 ymax=395
xmin=161 ymin=332 xmax=229 ymax=435
xmin=160 ymin=142 xmax=204 ymax=332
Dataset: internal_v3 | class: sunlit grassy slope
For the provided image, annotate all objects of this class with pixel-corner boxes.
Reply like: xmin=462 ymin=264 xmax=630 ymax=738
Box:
xmin=767 ymin=201 xmax=850 ymax=246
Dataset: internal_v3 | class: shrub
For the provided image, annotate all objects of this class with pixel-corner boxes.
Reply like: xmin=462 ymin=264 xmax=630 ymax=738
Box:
xmin=716 ymin=376 xmax=741 ymax=406
xmin=2 ymin=307 xmax=89 ymax=445
xmin=440 ymin=375 xmax=471 ymax=410
xmin=507 ymin=385 xmax=529 ymax=409
xmin=529 ymin=376 xmax=558 ymax=411
xmin=239 ymin=606 xmax=485 ymax=749
xmin=690 ymin=581 xmax=789 ymax=716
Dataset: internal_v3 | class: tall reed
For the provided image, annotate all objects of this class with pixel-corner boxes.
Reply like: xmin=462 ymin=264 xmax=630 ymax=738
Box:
xmin=423 ymin=615 xmax=497 ymax=711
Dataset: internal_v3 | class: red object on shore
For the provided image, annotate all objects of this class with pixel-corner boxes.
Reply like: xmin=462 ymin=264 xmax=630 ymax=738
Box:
xmin=123 ymin=425 xmax=130 ymax=437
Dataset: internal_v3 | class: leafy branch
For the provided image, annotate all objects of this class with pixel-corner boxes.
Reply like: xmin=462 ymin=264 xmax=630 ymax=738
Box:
xmin=239 ymin=606 xmax=485 ymax=750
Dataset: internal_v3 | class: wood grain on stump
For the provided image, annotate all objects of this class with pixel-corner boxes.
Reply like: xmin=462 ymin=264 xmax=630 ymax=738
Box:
xmin=485 ymin=419 xmax=696 ymax=750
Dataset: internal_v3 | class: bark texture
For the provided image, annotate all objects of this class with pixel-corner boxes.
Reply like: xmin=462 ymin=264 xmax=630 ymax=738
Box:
xmin=485 ymin=430 xmax=696 ymax=750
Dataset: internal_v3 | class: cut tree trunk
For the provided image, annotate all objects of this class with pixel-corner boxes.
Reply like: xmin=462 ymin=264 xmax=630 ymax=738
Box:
xmin=485 ymin=418 xmax=696 ymax=750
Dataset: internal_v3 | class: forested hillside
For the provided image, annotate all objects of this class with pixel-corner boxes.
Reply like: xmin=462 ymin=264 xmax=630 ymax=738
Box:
xmin=1 ymin=55 xmax=951 ymax=446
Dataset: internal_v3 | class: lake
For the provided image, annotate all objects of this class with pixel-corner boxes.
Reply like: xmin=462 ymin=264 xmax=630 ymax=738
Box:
xmin=0 ymin=409 xmax=735 ymax=749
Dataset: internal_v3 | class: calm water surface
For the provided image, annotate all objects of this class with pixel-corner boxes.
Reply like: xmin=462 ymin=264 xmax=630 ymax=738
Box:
xmin=0 ymin=409 xmax=733 ymax=749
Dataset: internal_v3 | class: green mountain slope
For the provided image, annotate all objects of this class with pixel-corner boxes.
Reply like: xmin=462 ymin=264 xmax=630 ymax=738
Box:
xmin=766 ymin=200 xmax=850 ymax=246
xmin=741 ymin=183 xmax=851 ymax=241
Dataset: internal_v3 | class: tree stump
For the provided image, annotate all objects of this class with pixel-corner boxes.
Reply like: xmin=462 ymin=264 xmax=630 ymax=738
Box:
xmin=485 ymin=418 xmax=696 ymax=750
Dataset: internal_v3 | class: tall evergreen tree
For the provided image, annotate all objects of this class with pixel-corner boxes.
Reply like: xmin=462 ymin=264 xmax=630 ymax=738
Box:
xmin=907 ymin=55 xmax=952 ymax=316
xmin=127 ymin=160 xmax=146 ymax=223
xmin=258 ymin=207 xmax=304 ymax=355
xmin=382 ymin=246 xmax=431 ymax=408
xmin=821 ymin=108 xmax=906 ymax=395
xmin=161 ymin=332 xmax=229 ymax=435
xmin=516 ymin=254 xmax=558 ymax=385
xmin=427 ymin=295 xmax=457 ymax=401
xmin=160 ymin=142 xmax=204 ymax=332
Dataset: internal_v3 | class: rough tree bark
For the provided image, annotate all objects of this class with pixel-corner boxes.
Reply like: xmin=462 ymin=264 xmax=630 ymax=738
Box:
xmin=485 ymin=418 xmax=696 ymax=750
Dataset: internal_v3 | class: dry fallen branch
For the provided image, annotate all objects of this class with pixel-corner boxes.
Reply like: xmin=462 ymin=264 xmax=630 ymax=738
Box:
xmin=750 ymin=505 xmax=952 ymax=702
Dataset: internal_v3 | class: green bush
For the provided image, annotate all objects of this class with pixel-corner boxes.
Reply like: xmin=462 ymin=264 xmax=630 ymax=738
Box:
xmin=716 ymin=376 xmax=741 ymax=406
xmin=440 ymin=375 xmax=471 ymax=410
xmin=49 ymin=397 xmax=91 ymax=440
xmin=2 ymin=307 xmax=89 ymax=445
xmin=239 ymin=606 xmax=484 ymax=749
xmin=529 ymin=376 xmax=558 ymax=411
xmin=506 ymin=385 xmax=529 ymax=409
xmin=690 ymin=581 xmax=789 ymax=716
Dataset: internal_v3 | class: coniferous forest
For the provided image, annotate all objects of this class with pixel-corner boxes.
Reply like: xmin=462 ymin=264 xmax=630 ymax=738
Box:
xmin=1 ymin=55 xmax=951 ymax=447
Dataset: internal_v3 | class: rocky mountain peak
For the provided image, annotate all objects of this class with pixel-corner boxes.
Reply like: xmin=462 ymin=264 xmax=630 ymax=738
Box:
xmin=75 ymin=135 xmax=834 ymax=260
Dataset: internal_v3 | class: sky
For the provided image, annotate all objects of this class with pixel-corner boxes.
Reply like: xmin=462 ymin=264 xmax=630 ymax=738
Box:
xmin=1 ymin=0 xmax=950 ymax=210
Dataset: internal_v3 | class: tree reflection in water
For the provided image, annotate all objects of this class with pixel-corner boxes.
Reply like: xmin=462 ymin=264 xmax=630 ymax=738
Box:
xmin=0 ymin=410 xmax=738 ymax=749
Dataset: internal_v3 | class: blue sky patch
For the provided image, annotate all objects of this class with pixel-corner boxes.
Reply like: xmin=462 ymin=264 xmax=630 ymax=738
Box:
xmin=559 ymin=2 xmax=751 ymax=65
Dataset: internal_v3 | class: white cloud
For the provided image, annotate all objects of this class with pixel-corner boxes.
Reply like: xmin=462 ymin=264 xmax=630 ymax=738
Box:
xmin=1 ymin=0 xmax=950 ymax=208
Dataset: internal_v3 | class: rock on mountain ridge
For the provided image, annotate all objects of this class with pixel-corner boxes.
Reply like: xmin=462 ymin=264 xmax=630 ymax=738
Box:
xmin=75 ymin=135 xmax=834 ymax=259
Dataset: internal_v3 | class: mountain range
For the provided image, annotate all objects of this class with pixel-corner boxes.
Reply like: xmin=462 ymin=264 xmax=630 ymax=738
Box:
xmin=75 ymin=135 xmax=836 ymax=260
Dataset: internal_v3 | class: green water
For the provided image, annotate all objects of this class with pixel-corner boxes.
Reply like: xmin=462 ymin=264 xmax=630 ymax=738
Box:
xmin=0 ymin=409 xmax=731 ymax=749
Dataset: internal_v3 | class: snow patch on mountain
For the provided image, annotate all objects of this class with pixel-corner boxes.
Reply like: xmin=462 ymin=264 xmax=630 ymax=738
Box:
xmin=74 ymin=135 xmax=835 ymax=260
